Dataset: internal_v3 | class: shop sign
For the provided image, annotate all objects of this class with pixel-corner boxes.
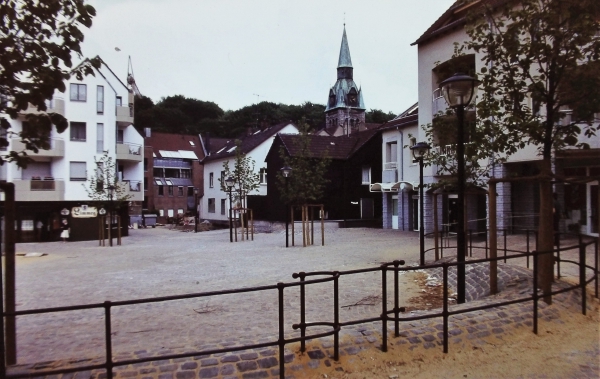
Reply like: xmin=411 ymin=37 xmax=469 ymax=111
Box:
xmin=99 ymin=208 xmax=107 ymax=215
xmin=72 ymin=206 xmax=98 ymax=218
xmin=60 ymin=208 xmax=70 ymax=216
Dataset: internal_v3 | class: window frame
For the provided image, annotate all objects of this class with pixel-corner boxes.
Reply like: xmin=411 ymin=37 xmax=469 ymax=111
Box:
xmin=69 ymin=161 xmax=87 ymax=181
xmin=208 ymin=198 xmax=216 ymax=213
xmin=209 ymin=172 xmax=214 ymax=188
xmin=361 ymin=166 xmax=371 ymax=185
xmin=70 ymin=83 xmax=87 ymax=102
xmin=70 ymin=122 xmax=87 ymax=142
xmin=96 ymin=85 xmax=104 ymax=114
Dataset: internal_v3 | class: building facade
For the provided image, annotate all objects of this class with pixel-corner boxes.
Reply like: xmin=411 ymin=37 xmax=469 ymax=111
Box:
xmin=199 ymin=123 xmax=299 ymax=223
xmin=0 ymin=61 xmax=144 ymax=242
xmin=143 ymin=131 xmax=205 ymax=224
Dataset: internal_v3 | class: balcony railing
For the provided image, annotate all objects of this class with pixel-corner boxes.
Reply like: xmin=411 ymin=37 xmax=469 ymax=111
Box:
xmin=116 ymin=142 xmax=142 ymax=162
xmin=382 ymin=162 xmax=399 ymax=183
xmin=14 ymin=179 xmax=65 ymax=201
xmin=118 ymin=180 xmax=143 ymax=201
xmin=20 ymin=97 xmax=65 ymax=117
xmin=11 ymin=137 xmax=65 ymax=158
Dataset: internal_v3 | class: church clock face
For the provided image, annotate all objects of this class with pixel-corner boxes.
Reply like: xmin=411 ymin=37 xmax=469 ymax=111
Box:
xmin=348 ymin=95 xmax=357 ymax=105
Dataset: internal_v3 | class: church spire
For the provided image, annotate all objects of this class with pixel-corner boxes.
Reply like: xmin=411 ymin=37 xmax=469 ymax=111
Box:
xmin=337 ymin=26 xmax=353 ymax=68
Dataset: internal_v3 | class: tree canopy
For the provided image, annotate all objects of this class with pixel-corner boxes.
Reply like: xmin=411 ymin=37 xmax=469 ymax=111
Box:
xmin=0 ymin=0 xmax=101 ymax=167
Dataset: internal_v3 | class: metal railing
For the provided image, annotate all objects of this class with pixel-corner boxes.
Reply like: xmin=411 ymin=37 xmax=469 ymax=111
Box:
xmin=1 ymin=236 xmax=597 ymax=379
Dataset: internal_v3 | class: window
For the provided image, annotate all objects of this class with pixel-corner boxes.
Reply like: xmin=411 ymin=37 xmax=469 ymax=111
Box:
xmin=188 ymin=186 xmax=194 ymax=196
xmin=153 ymin=167 xmax=163 ymax=177
xmin=167 ymin=209 xmax=174 ymax=218
xmin=385 ymin=141 xmax=398 ymax=164
xmin=97 ymin=86 xmax=104 ymax=114
xmin=0 ymin=125 xmax=6 ymax=151
xmin=159 ymin=209 xmax=164 ymax=217
xmin=177 ymin=208 xmax=184 ymax=215
xmin=180 ymin=169 xmax=191 ymax=178
xmin=259 ymin=168 xmax=267 ymax=184
xmin=158 ymin=185 xmax=164 ymax=196
xmin=209 ymin=172 xmax=214 ymax=188
xmin=220 ymin=171 xmax=225 ymax=184
xmin=168 ymin=186 xmax=173 ymax=196
xmin=178 ymin=186 xmax=184 ymax=196
xmin=69 ymin=162 xmax=86 ymax=181
xmin=70 ymin=122 xmax=86 ymax=142
xmin=116 ymin=96 xmax=122 ymax=107
xmin=208 ymin=198 xmax=216 ymax=213
xmin=96 ymin=123 xmax=104 ymax=153
xmin=116 ymin=129 xmax=124 ymax=144
xmin=361 ymin=166 xmax=371 ymax=185
xmin=221 ymin=199 xmax=226 ymax=215
xmin=70 ymin=84 xmax=87 ymax=101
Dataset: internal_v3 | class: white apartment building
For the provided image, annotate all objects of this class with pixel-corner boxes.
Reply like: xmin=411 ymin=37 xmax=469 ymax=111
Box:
xmin=377 ymin=0 xmax=598 ymax=237
xmin=0 ymin=61 xmax=144 ymax=242
xmin=199 ymin=123 xmax=298 ymax=223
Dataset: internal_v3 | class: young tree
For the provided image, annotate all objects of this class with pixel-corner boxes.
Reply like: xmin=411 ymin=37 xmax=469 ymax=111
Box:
xmin=0 ymin=0 xmax=101 ymax=167
xmin=462 ymin=0 xmax=600 ymax=301
xmin=219 ymin=140 xmax=260 ymax=209
xmin=84 ymin=153 xmax=132 ymax=246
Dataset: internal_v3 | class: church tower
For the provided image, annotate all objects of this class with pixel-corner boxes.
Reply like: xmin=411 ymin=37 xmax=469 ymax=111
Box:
xmin=324 ymin=26 xmax=366 ymax=136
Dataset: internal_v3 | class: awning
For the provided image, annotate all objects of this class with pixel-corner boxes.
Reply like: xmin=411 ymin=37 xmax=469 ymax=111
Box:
xmin=370 ymin=181 xmax=415 ymax=193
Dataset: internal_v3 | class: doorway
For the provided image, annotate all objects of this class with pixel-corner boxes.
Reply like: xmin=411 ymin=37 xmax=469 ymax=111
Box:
xmin=391 ymin=195 xmax=398 ymax=229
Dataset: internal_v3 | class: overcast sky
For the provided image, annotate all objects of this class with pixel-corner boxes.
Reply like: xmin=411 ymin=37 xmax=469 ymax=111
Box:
xmin=82 ymin=0 xmax=455 ymax=114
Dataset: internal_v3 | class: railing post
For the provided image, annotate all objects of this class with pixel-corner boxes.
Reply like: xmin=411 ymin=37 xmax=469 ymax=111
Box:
xmin=104 ymin=301 xmax=113 ymax=379
xmin=381 ymin=265 xmax=387 ymax=352
xmin=556 ymin=233 xmax=562 ymax=279
xmin=299 ymin=273 xmax=306 ymax=353
xmin=2 ymin=183 xmax=16 ymax=365
xmin=503 ymin=229 xmax=507 ymax=263
xmin=579 ymin=242 xmax=587 ymax=316
xmin=526 ymin=229 xmax=530 ymax=269
xmin=277 ymin=282 xmax=286 ymax=379
xmin=469 ymin=229 xmax=473 ymax=257
xmin=532 ymin=251 xmax=539 ymax=335
xmin=595 ymin=240 xmax=599 ymax=299
xmin=333 ymin=272 xmax=339 ymax=361
xmin=443 ymin=263 xmax=449 ymax=353
xmin=393 ymin=261 xmax=400 ymax=337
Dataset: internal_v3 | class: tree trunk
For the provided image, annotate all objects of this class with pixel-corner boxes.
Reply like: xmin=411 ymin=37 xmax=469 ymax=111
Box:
xmin=537 ymin=159 xmax=554 ymax=304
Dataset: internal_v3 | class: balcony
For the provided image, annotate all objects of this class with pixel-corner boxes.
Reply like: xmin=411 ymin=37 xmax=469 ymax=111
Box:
xmin=20 ymin=97 xmax=65 ymax=117
xmin=432 ymin=88 xmax=448 ymax=116
xmin=118 ymin=180 xmax=143 ymax=201
xmin=116 ymin=105 xmax=134 ymax=125
xmin=382 ymin=162 xmax=398 ymax=183
xmin=11 ymin=137 xmax=65 ymax=158
xmin=116 ymin=142 xmax=142 ymax=162
xmin=13 ymin=178 xmax=65 ymax=201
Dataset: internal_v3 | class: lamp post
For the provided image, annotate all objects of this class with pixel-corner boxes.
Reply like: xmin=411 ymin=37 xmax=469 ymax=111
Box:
xmin=194 ymin=188 xmax=199 ymax=233
xmin=225 ymin=176 xmax=235 ymax=242
xmin=107 ymin=185 xmax=116 ymax=247
xmin=411 ymin=142 xmax=431 ymax=266
xmin=280 ymin=166 xmax=292 ymax=247
xmin=439 ymin=72 xmax=479 ymax=304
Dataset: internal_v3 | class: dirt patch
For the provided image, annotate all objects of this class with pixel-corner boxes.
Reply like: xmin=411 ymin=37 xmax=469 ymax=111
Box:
xmin=405 ymin=272 xmax=446 ymax=312
xmin=300 ymin=297 xmax=600 ymax=379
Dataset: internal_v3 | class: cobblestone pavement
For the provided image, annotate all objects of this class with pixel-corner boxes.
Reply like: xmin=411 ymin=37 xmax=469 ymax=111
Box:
xmin=6 ymin=225 xmax=599 ymax=378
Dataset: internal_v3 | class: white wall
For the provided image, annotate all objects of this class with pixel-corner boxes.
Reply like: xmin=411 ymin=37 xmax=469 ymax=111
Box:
xmin=200 ymin=123 xmax=298 ymax=221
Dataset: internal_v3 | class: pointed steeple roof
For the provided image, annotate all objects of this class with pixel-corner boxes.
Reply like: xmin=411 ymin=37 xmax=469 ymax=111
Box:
xmin=337 ymin=26 xmax=353 ymax=68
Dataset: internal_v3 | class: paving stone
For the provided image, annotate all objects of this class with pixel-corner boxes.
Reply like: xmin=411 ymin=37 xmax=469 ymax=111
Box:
xmin=259 ymin=349 xmax=276 ymax=357
xmin=241 ymin=371 xmax=269 ymax=379
xmin=158 ymin=374 xmax=173 ymax=379
xmin=139 ymin=368 xmax=157 ymax=375
xmin=307 ymin=360 xmax=320 ymax=369
xmin=240 ymin=352 xmax=259 ymax=360
xmin=175 ymin=371 xmax=196 ymax=379
xmin=159 ymin=364 xmax=178 ymax=373
xmin=257 ymin=357 xmax=278 ymax=369
xmin=284 ymin=354 xmax=295 ymax=363
xmin=307 ymin=350 xmax=326 ymax=359
xmin=407 ymin=337 xmax=421 ymax=344
xmin=198 ymin=367 xmax=219 ymax=378
xmin=220 ymin=364 xmax=235 ymax=376
xmin=220 ymin=355 xmax=240 ymax=363
xmin=422 ymin=335 xmax=436 ymax=342
xmin=236 ymin=361 xmax=258 ymax=372
xmin=200 ymin=358 xmax=218 ymax=367
xmin=345 ymin=347 xmax=361 ymax=355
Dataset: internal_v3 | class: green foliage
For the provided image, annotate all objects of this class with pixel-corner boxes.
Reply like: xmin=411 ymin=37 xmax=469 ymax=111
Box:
xmin=464 ymin=0 xmax=600 ymax=159
xmin=218 ymin=141 xmax=260 ymax=206
xmin=365 ymin=109 xmax=396 ymax=124
xmin=0 ymin=0 xmax=101 ymax=167
xmin=84 ymin=152 xmax=132 ymax=208
xmin=134 ymin=99 xmax=326 ymax=138
xmin=276 ymin=120 xmax=331 ymax=205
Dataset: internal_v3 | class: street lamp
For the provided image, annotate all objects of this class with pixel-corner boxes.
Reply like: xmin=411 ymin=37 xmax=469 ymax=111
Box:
xmin=280 ymin=166 xmax=292 ymax=248
xmin=225 ymin=176 xmax=235 ymax=242
xmin=410 ymin=141 xmax=431 ymax=267
xmin=439 ymin=72 xmax=479 ymax=304
xmin=194 ymin=188 xmax=199 ymax=233
xmin=107 ymin=185 xmax=116 ymax=247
